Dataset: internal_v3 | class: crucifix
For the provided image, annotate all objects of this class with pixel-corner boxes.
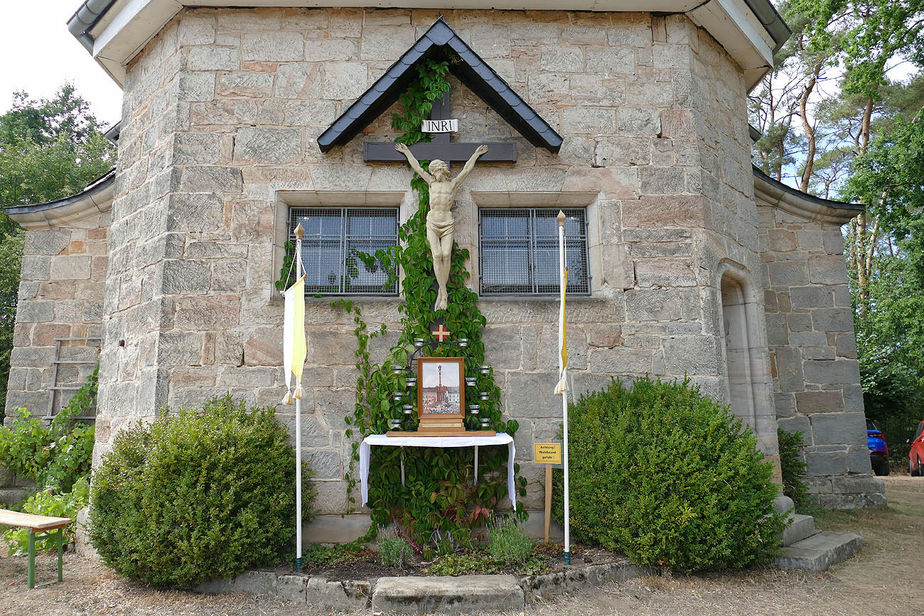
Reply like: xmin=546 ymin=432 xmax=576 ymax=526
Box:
xmin=432 ymin=324 xmax=451 ymax=342
xmin=367 ymin=88 xmax=517 ymax=311
xmin=363 ymin=90 xmax=518 ymax=163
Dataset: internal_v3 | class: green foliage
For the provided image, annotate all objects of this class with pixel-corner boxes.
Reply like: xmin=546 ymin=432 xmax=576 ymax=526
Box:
xmin=486 ymin=523 xmax=533 ymax=565
xmin=423 ymin=548 xmax=550 ymax=576
xmin=777 ymin=428 xmax=810 ymax=511
xmin=378 ymin=529 xmax=414 ymax=568
xmin=2 ymin=477 xmax=89 ymax=555
xmin=333 ymin=56 xmax=525 ymax=548
xmin=302 ymin=541 xmax=373 ymax=567
xmin=89 ymin=395 xmax=316 ymax=589
xmin=553 ymin=378 xmax=785 ymax=573
xmin=0 ymin=367 xmax=97 ymax=492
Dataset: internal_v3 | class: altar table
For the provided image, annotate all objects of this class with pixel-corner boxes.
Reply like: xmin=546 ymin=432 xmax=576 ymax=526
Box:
xmin=358 ymin=433 xmax=516 ymax=508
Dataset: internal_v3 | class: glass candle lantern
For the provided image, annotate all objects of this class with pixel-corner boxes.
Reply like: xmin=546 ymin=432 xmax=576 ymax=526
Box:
xmin=414 ymin=338 xmax=425 ymax=348
xmin=389 ymin=418 xmax=402 ymax=430
xmin=403 ymin=404 xmax=413 ymax=415
xmin=469 ymin=404 xmax=480 ymax=415
xmin=406 ymin=376 xmax=416 ymax=388
xmin=465 ymin=377 xmax=477 ymax=387
xmin=479 ymin=392 xmax=489 ymax=401
xmin=480 ymin=417 xmax=491 ymax=429
xmin=392 ymin=365 xmax=405 ymax=375
xmin=459 ymin=338 xmax=468 ymax=348
xmin=480 ymin=365 xmax=491 ymax=375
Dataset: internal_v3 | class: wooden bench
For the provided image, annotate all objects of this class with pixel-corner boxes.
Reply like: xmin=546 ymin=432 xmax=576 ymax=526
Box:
xmin=0 ymin=509 xmax=72 ymax=588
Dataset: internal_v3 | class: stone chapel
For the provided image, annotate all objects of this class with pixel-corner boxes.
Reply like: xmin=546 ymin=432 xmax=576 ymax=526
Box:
xmin=5 ymin=0 xmax=884 ymax=532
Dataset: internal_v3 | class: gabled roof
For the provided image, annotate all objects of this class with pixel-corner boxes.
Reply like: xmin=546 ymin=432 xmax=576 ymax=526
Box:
xmin=317 ymin=17 xmax=563 ymax=154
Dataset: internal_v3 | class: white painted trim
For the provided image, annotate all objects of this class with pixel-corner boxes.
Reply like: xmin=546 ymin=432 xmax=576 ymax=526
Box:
xmin=753 ymin=174 xmax=862 ymax=225
xmin=7 ymin=183 xmax=114 ymax=230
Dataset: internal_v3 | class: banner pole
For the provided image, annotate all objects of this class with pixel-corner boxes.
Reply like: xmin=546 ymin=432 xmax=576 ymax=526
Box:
xmin=294 ymin=224 xmax=304 ymax=573
xmin=557 ymin=211 xmax=571 ymax=565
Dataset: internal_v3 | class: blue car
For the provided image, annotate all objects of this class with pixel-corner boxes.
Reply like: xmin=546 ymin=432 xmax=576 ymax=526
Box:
xmin=867 ymin=420 xmax=890 ymax=476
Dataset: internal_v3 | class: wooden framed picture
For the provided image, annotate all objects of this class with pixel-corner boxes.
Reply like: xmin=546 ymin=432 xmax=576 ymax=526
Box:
xmin=417 ymin=357 xmax=465 ymax=431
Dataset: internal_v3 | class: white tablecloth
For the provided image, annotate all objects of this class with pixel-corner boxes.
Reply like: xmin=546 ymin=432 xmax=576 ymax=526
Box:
xmin=359 ymin=433 xmax=516 ymax=508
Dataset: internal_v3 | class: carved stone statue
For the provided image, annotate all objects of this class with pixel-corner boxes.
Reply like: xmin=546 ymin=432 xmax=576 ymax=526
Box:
xmin=395 ymin=142 xmax=488 ymax=311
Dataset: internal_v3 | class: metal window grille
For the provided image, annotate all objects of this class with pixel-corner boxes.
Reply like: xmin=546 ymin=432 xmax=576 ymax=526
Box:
xmin=479 ymin=208 xmax=590 ymax=295
xmin=288 ymin=207 xmax=399 ymax=296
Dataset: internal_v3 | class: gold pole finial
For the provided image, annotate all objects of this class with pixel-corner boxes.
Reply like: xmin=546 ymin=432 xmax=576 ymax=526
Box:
xmin=557 ymin=210 xmax=566 ymax=226
xmin=294 ymin=223 xmax=305 ymax=239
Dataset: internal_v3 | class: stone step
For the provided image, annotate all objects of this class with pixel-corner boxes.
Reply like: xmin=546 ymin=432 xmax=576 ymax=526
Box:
xmin=372 ymin=574 xmax=524 ymax=615
xmin=781 ymin=513 xmax=817 ymax=546
xmin=776 ymin=531 xmax=863 ymax=572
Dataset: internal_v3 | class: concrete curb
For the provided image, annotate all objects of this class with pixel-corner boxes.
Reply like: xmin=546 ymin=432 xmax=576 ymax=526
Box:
xmin=196 ymin=558 xmax=655 ymax=614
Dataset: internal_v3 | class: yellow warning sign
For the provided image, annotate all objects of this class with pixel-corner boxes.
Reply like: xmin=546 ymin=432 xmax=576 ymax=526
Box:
xmin=533 ymin=442 xmax=562 ymax=465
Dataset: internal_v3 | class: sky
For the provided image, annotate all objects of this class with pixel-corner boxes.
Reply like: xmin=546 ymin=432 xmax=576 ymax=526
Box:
xmin=0 ymin=1 xmax=123 ymax=128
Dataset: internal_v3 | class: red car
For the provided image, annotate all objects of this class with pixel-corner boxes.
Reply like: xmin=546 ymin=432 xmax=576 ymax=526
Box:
xmin=910 ymin=420 xmax=924 ymax=477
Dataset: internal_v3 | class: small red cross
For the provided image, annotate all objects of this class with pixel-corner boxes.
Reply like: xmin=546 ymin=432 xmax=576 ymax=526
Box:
xmin=432 ymin=324 xmax=451 ymax=342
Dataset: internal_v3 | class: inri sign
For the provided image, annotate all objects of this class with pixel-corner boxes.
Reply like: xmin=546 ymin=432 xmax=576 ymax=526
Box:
xmin=422 ymin=119 xmax=458 ymax=133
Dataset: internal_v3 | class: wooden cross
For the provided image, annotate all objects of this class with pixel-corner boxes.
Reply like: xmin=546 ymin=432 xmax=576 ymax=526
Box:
xmin=431 ymin=324 xmax=451 ymax=342
xmin=363 ymin=90 xmax=517 ymax=164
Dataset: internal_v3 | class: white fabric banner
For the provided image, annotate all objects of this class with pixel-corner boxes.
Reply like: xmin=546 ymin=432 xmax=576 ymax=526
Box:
xmin=359 ymin=433 xmax=516 ymax=508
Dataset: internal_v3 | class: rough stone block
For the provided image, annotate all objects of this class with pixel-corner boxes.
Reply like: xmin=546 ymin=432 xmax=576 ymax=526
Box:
xmin=187 ymin=46 xmax=240 ymax=71
xmin=233 ymin=127 xmax=301 ymax=163
xmin=50 ymin=255 xmax=92 ymax=280
xmin=805 ymin=450 xmax=847 ymax=475
xmin=588 ymin=347 xmax=653 ymax=374
xmin=639 ymin=166 xmax=685 ymax=194
xmin=306 ymin=577 xmax=369 ymax=612
xmin=173 ymin=133 xmax=221 ymax=165
xmin=561 ymin=107 xmax=617 ymax=134
xmin=812 ymin=307 xmax=854 ymax=332
xmin=157 ymin=331 xmax=203 ymax=366
xmin=216 ymin=72 xmax=274 ymax=97
xmin=540 ymin=46 xmax=584 ymax=72
xmin=506 ymin=372 xmax=559 ymax=417
xmin=625 ymin=195 xmax=706 ymax=228
xmin=808 ymin=255 xmax=848 ymax=285
xmin=24 ymin=230 xmax=71 ymax=256
xmin=768 ymin=261 xmax=808 ymax=286
xmin=790 ymin=286 xmax=833 ymax=309
xmin=795 ymin=391 xmax=844 ymax=414
xmin=635 ymin=259 xmax=696 ymax=287
xmin=176 ymin=72 xmax=215 ymax=101
xmin=662 ymin=335 xmax=719 ymax=376
xmin=811 ymin=412 xmax=866 ymax=446
xmin=774 ymin=347 xmax=805 ymax=393
xmin=803 ymin=359 xmax=860 ymax=386
xmin=321 ymin=62 xmax=368 ymax=99
xmin=15 ymin=301 xmax=54 ymax=323
xmin=617 ymin=107 xmax=661 ymax=135
xmin=372 ymin=575 xmax=523 ymax=615
xmin=159 ymin=259 xmax=211 ymax=294
xmin=174 ymin=295 xmax=240 ymax=330
xmin=180 ymin=167 xmax=244 ymax=195
xmin=241 ymin=31 xmax=304 ymax=61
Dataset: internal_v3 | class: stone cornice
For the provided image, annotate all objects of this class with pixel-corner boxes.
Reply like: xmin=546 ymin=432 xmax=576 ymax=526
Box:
xmin=753 ymin=167 xmax=863 ymax=225
xmin=70 ymin=0 xmax=788 ymax=90
xmin=4 ymin=170 xmax=115 ymax=230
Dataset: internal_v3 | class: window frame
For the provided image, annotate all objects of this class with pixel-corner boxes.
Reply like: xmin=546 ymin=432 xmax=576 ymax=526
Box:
xmin=478 ymin=207 xmax=591 ymax=297
xmin=287 ymin=206 xmax=400 ymax=297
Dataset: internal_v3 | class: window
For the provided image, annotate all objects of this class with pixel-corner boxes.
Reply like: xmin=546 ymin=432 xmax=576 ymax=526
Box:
xmin=288 ymin=207 xmax=399 ymax=295
xmin=479 ymin=208 xmax=590 ymax=295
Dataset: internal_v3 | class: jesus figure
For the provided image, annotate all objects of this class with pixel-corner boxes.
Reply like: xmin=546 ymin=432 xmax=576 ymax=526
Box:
xmin=395 ymin=142 xmax=488 ymax=311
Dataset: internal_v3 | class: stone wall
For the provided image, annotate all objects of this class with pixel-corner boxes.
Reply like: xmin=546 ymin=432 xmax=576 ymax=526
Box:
xmin=5 ymin=224 xmax=108 ymax=422
xmin=90 ymin=7 xmax=785 ymax=514
xmin=757 ymin=200 xmax=885 ymax=508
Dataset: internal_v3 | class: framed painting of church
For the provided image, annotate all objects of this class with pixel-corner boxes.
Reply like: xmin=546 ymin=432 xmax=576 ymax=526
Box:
xmin=417 ymin=357 xmax=465 ymax=423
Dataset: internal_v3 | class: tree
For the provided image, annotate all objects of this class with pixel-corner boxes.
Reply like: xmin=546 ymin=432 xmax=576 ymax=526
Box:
xmin=0 ymin=84 xmax=116 ymax=416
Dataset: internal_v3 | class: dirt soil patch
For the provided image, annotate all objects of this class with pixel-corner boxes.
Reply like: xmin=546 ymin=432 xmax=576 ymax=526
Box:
xmin=1 ymin=476 xmax=921 ymax=616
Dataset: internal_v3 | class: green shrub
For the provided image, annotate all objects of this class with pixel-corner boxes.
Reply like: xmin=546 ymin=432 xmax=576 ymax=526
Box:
xmin=553 ymin=377 xmax=785 ymax=573
xmin=3 ymin=477 xmax=89 ymax=555
xmin=487 ymin=523 xmax=533 ymax=565
xmin=378 ymin=529 xmax=413 ymax=568
xmin=777 ymin=428 xmax=810 ymax=510
xmin=89 ymin=395 xmax=317 ymax=589
xmin=0 ymin=367 xmax=97 ymax=491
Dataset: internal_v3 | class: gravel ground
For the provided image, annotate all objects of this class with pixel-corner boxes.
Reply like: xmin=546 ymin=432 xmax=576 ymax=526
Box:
xmin=1 ymin=476 xmax=921 ymax=616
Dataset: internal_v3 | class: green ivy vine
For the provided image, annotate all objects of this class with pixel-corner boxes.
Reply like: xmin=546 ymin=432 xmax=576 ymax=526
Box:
xmin=333 ymin=58 xmax=526 ymax=548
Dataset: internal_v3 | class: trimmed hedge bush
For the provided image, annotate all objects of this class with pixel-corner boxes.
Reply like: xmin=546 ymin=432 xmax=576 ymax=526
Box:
xmin=553 ymin=377 xmax=784 ymax=572
xmin=89 ymin=395 xmax=316 ymax=588
xmin=777 ymin=428 xmax=810 ymax=511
